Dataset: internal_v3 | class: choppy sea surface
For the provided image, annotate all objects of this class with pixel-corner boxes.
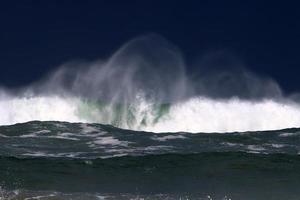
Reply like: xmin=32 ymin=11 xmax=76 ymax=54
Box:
xmin=1 ymin=121 xmax=300 ymax=199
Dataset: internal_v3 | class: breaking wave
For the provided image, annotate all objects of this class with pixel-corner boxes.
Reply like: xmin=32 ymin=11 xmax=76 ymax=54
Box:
xmin=1 ymin=95 xmax=300 ymax=133
xmin=1 ymin=34 xmax=300 ymax=133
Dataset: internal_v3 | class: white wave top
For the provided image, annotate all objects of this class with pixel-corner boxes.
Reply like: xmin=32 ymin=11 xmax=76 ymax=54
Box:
xmin=1 ymin=95 xmax=300 ymax=133
xmin=0 ymin=96 xmax=86 ymax=125
xmin=146 ymin=97 xmax=300 ymax=133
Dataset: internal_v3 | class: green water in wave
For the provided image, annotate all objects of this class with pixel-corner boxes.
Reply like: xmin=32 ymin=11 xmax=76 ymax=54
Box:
xmin=77 ymin=100 xmax=170 ymax=129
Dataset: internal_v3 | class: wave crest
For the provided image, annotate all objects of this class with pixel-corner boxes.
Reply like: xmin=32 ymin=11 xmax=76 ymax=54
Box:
xmin=1 ymin=35 xmax=300 ymax=132
xmin=1 ymin=95 xmax=300 ymax=133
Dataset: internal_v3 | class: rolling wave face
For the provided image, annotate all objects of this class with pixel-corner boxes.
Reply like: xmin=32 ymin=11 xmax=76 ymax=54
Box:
xmin=1 ymin=95 xmax=300 ymax=133
xmin=1 ymin=121 xmax=300 ymax=159
xmin=1 ymin=121 xmax=300 ymax=199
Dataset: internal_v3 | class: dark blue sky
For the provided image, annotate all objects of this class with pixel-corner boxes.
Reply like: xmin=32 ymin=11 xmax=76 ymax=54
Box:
xmin=1 ymin=1 xmax=300 ymax=93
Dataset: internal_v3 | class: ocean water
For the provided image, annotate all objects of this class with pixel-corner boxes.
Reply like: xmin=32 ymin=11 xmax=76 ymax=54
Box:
xmin=1 ymin=35 xmax=300 ymax=199
xmin=1 ymin=121 xmax=300 ymax=200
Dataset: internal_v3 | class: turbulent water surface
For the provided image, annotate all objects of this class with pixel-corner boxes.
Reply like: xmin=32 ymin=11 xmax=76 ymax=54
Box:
xmin=1 ymin=121 xmax=300 ymax=199
xmin=1 ymin=35 xmax=300 ymax=199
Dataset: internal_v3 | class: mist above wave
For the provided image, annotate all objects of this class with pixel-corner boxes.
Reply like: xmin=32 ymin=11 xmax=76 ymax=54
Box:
xmin=0 ymin=34 xmax=299 ymax=132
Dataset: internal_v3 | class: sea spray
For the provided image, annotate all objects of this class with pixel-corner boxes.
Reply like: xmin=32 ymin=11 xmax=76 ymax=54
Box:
xmin=0 ymin=34 xmax=300 ymax=133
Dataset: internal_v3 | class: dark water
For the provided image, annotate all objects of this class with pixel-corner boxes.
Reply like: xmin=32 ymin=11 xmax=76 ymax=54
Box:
xmin=1 ymin=121 xmax=300 ymax=199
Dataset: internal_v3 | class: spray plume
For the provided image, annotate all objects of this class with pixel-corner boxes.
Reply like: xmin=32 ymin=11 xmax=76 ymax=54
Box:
xmin=0 ymin=34 xmax=300 ymax=133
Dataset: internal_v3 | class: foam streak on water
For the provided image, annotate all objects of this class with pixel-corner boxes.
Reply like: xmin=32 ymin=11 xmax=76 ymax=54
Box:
xmin=1 ymin=121 xmax=300 ymax=199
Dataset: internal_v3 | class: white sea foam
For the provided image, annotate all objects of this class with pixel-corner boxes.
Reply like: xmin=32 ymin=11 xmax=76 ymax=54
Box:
xmin=279 ymin=132 xmax=300 ymax=137
xmin=22 ymin=151 xmax=84 ymax=158
xmin=151 ymin=134 xmax=187 ymax=141
xmin=221 ymin=142 xmax=244 ymax=147
xmin=146 ymin=97 xmax=300 ymax=133
xmin=247 ymin=145 xmax=266 ymax=152
xmin=269 ymin=143 xmax=286 ymax=148
xmin=80 ymin=124 xmax=101 ymax=134
xmin=1 ymin=95 xmax=300 ymax=133
xmin=89 ymin=136 xmax=130 ymax=147
xmin=0 ymin=96 xmax=84 ymax=125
